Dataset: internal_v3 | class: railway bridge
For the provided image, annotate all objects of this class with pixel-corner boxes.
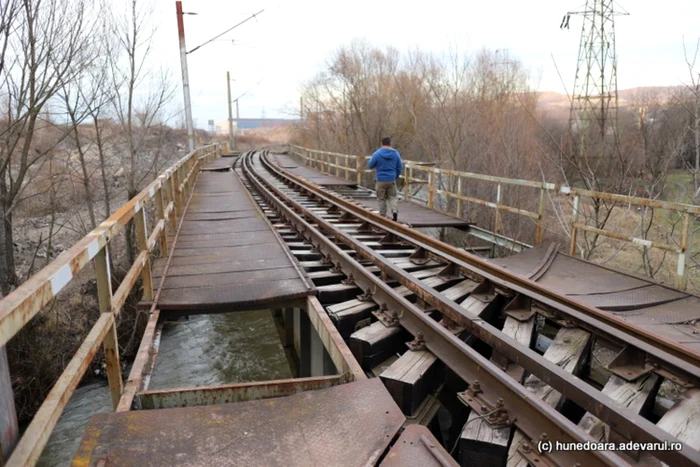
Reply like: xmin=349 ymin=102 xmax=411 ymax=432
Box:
xmin=2 ymin=144 xmax=700 ymax=466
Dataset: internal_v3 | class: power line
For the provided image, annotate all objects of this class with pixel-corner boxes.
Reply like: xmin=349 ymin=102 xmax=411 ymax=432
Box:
xmin=188 ymin=10 xmax=264 ymax=55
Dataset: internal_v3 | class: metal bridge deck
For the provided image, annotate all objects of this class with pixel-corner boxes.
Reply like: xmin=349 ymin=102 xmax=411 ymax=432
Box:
xmin=492 ymin=243 xmax=700 ymax=351
xmin=150 ymin=170 xmax=314 ymax=312
xmin=271 ymin=153 xmax=471 ymax=229
xmin=72 ymin=379 xmax=404 ymax=467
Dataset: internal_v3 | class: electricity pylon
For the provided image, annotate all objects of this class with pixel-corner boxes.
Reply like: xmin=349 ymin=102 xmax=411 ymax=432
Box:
xmin=562 ymin=1 xmax=628 ymax=142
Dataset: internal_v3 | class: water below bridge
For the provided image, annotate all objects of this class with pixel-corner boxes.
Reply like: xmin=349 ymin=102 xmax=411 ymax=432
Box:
xmin=37 ymin=309 xmax=291 ymax=466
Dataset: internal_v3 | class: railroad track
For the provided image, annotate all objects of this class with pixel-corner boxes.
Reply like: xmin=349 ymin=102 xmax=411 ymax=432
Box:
xmin=238 ymin=150 xmax=700 ymax=467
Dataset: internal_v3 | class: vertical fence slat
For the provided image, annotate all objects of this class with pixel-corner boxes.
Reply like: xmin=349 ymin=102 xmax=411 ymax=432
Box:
xmin=569 ymin=194 xmax=580 ymax=256
xmin=536 ymin=187 xmax=546 ymax=245
xmin=494 ymin=182 xmax=502 ymax=236
xmin=428 ymin=169 xmax=435 ymax=208
xmin=94 ymin=247 xmax=122 ymax=410
xmin=456 ymin=176 xmax=462 ymax=217
xmin=677 ymin=212 xmax=692 ymax=290
xmin=135 ymin=208 xmax=154 ymax=301
xmin=155 ymin=188 xmax=168 ymax=257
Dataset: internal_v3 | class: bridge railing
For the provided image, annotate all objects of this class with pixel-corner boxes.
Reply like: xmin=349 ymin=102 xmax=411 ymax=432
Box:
xmin=289 ymin=145 xmax=700 ymax=290
xmin=0 ymin=143 xmax=222 ymax=465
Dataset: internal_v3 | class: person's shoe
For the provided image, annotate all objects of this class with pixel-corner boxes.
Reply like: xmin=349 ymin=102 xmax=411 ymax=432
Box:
xmin=392 ymin=211 xmax=398 ymax=222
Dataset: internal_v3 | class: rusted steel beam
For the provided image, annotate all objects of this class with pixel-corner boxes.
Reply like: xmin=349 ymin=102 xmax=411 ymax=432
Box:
xmin=137 ymin=374 xmax=350 ymax=409
xmin=6 ymin=313 xmax=113 ymax=467
xmin=117 ymin=310 xmax=161 ymax=412
xmin=306 ymin=296 xmax=365 ymax=381
xmin=253 ymin=152 xmax=700 ymax=467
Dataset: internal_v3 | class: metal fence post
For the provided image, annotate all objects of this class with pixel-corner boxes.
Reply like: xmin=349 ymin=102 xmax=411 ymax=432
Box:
xmin=456 ymin=176 xmax=463 ymax=217
xmin=494 ymin=182 xmax=502 ymax=235
xmin=569 ymin=194 xmax=580 ymax=256
xmin=677 ymin=213 xmax=692 ymax=290
xmin=428 ymin=169 xmax=435 ymax=208
xmin=94 ymin=247 xmax=123 ymax=410
xmin=536 ymin=186 xmax=546 ymax=245
xmin=155 ymin=187 xmax=169 ymax=256
xmin=135 ymin=208 xmax=154 ymax=301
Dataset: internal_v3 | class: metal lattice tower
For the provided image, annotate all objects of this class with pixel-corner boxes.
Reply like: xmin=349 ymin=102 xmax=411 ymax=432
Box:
xmin=562 ymin=1 xmax=628 ymax=141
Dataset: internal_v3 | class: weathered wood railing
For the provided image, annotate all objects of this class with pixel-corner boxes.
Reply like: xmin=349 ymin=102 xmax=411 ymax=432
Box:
xmin=289 ymin=145 xmax=700 ymax=290
xmin=0 ymin=143 xmax=221 ymax=466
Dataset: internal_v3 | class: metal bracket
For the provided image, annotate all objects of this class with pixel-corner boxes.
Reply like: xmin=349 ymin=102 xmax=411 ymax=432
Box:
xmin=339 ymin=211 xmax=355 ymax=221
xmin=406 ymin=332 xmax=426 ymax=351
xmin=409 ymin=247 xmax=431 ymax=265
xmin=379 ymin=232 xmax=400 ymax=245
xmin=341 ymin=273 xmax=355 ymax=286
xmin=357 ymin=221 xmax=376 ymax=233
xmin=607 ymin=345 xmax=654 ymax=382
xmin=440 ymin=316 xmax=465 ymax=335
xmin=326 ymin=204 xmax=340 ymax=213
xmin=321 ymin=254 xmax=334 ymax=265
xmin=457 ymin=385 xmax=513 ymax=429
xmin=504 ymin=295 xmax=536 ymax=322
xmin=437 ymin=262 xmax=461 ymax=280
xmin=356 ymin=290 xmax=373 ymax=302
xmin=373 ymin=303 xmax=400 ymax=327
xmin=517 ymin=442 xmax=556 ymax=467
xmin=330 ymin=262 xmax=343 ymax=273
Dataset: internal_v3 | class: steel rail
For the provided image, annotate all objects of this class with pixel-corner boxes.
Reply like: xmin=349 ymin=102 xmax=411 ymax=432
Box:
xmin=260 ymin=152 xmax=700 ymax=386
xmin=252 ymin=151 xmax=700 ymax=467
xmin=241 ymin=152 xmax=618 ymax=466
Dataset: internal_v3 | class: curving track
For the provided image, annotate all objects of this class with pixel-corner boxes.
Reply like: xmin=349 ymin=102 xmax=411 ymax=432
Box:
xmin=238 ymin=150 xmax=700 ymax=467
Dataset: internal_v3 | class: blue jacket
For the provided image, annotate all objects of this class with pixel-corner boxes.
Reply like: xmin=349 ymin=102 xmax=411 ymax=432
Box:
xmin=368 ymin=147 xmax=403 ymax=182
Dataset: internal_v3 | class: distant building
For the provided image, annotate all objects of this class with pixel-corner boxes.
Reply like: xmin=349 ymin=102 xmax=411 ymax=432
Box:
xmin=215 ymin=120 xmax=238 ymax=136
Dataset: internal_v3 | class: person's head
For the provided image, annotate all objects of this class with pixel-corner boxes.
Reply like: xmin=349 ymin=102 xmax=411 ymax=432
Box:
xmin=381 ymin=137 xmax=391 ymax=147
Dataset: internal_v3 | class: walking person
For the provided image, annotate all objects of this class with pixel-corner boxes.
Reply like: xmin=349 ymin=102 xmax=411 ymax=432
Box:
xmin=368 ymin=137 xmax=403 ymax=221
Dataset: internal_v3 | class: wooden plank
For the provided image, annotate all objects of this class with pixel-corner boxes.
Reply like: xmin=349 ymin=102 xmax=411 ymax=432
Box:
xmin=578 ymin=373 xmax=660 ymax=441
xmin=506 ymin=327 xmax=591 ymax=467
xmin=348 ymin=321 xmax=405 ymax=370
xmin=657 ymin=389 xmax=700 ymax=450
xmin=380 ymin=350 xmax=441 ymax=415
xmin=459 ymin=316 xmax=535 ymax=466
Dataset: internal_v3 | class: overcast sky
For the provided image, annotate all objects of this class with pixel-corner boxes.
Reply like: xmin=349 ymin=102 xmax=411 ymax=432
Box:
xmin=151 ymin=0 xmax=700 ymax=128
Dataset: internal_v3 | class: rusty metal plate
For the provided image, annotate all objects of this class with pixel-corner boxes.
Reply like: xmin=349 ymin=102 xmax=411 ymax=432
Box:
xmin=380 ymin=424 xmax=458 ymax=467
xmin=537 ymin=253 xmax=649 ymax=295
xmin=72 ymin=379 xmax=405 ymax=467
xmin=612 ymin=296 xmax=700 ymax=325
xmin=152 ymin=170 xmax=313 ymax=311
xmin=201 ymin=158 xmax=236 ymax=171
xmin=573 ymin=285 xmax=687 ymax=311
xmin=350 ymin=197 xmax=471 ymax=228
xmin=491 ymin=243 xmax=556 ymax=278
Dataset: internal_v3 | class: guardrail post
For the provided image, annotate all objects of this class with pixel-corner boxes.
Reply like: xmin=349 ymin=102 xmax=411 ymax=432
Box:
xmin=325 ymin=152 xmax=330 ymax=174
xmin=536 ymin=186 xmax=546 ymax=245
xmin=676 ymin=213 xmax=692 ymax=290
xmin=167 ymin=174 xmax=178 ymax=231
xmin=428 ymin=169 xmax=435 ymax=208
xmin=155 ymin=187 xmax=168 ymax=257
xmin=135 ymin=208 xmax=154 ymax=301
xmin=569 ymin=194 xmax=580 ymax=256
xmin=494 ymin=182 xmax=502 ymax=235
xmin=94 ymin=247 xmax=123 ymax=410
xmin=356 ymin=156 xmax=364 ymax=185
xmin=344 ymin=155 xmax=349 ymax=180
xmin=456 ymin=176 xmax=463 ymax=217
xmin=172 ymin=168 xmax=182 ymax=220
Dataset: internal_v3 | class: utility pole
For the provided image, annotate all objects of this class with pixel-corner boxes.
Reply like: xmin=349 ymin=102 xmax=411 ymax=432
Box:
xmin=236 ymin=99 xmax=239 ymax=120
xmin=227 ymin=71 xmax=234 ymax=149
xmin=176 ymin=1 xmax=195 ymax=153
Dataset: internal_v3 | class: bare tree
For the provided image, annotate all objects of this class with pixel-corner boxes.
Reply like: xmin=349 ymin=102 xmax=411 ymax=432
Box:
xmin=0 ymin=0 xmax=94 ymax=296
xmin=107 ymin=0 xmax=174 ymax=265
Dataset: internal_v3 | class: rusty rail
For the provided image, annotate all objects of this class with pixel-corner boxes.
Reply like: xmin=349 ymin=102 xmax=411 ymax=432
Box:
xmin=289 ymin=145 xmax=700 ymax=290
xmin=0 ymin=143 xmax=222 ymax=466
xmin=251 ymin=150 xmax=700 ymax=467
